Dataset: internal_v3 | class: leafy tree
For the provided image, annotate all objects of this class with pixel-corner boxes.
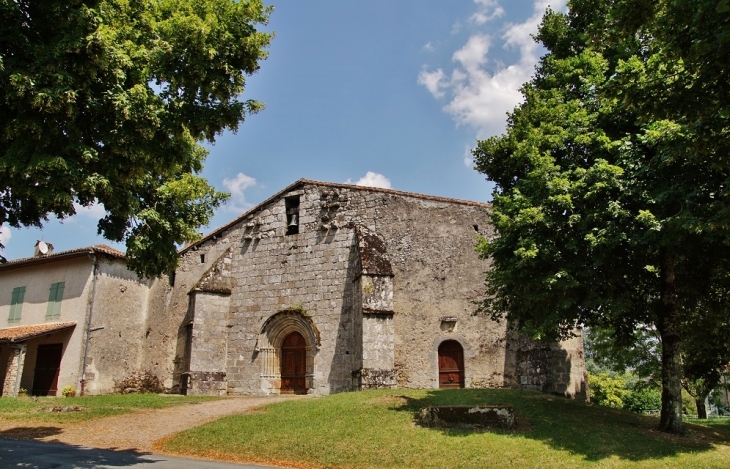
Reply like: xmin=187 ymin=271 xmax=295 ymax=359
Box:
xmin=0 ymin=0 xmax=273 ymax=277
xmin=586 ymin=320 xmax=730 ymax=418
xmin=623 ymin=388 xmax=662 ymax=414
xmin=473 ymin=0 xmax=730 ymax=433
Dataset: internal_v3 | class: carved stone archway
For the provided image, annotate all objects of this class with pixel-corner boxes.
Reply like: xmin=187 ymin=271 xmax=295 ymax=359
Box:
xmin=255 ymin=309 xmax=320 ymax=394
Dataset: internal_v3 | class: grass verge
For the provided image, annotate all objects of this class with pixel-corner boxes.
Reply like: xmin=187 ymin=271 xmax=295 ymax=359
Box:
xmin=159 ymin=389 xmax=730 ymax=469
xmin=0 ymin=393 xmax=219 ymax=424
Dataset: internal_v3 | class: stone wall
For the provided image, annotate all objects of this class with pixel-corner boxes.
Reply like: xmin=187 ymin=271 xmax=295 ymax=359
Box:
xmin=143 ymin=234 xmax=235 ymax=392
xmin=139 ymin=277 xmax=176 ymax=390
xmin=1 ymin=345 xmax=26 ymax=397
xmin=185 ymin=291 xmax=230 ymax=395
xmin=82 ymin=256 xmax=151 ymax=394
xmin=515 ymin=333 xmax=588 ymax=400
xmin=224 ymin=219 xmax=359 ymax=395
xmin=164 ymin=180 xmax=588 ymax=399
xmin=358 ymin=312 xmax=395 ymax=389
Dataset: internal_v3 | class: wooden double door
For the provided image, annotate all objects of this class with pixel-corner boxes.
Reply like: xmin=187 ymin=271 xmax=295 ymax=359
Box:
xmin=438 ymin=340 xmax=465 ymax=389
xmin=280 ymin=331 xmax=307 ymax=394
xmin=32 ymin=343 xmax=63 ymax=396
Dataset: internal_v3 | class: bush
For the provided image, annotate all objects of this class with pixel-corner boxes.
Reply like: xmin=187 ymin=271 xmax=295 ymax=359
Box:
xmin=623 ymin=388 xmax=661 ymax=413
xmin=588 ymin=372 xmax=627 ymax=408
xmin=682 ymin=389 xmax=698 ymax=416
xmin=114 ymin=370 xmax=164 ymax=394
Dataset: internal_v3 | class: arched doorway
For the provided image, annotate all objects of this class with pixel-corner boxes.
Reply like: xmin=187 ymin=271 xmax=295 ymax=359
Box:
xmin=438 ymin=340 xmax=465 ymax=389
xmin=280 ymin=331 xmax=307 ymax=394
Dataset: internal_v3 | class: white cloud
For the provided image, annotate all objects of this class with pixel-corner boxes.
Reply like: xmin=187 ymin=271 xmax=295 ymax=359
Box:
xmin=470 ymin=0 xmax=505 ymax=25
xmin=222 ymin=172 xmax=257 ymax=213
xmin=417 ymin=68 xmax=446 ymax=99
xmin=346 ymin=172 xmax=392 ymax=189
xmin=463 ymin=146 xmax=475 ymax=168
xmin=419 ymin=0 xmax=567 ymax=138
xmin=423 ymin=41 xmax=436 ymax=52
xmin=0 ymin=225 xmax=11 ymax=247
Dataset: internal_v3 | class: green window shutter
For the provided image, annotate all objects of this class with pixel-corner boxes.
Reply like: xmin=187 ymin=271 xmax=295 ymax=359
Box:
xmin=46 ymin=282 xmax=64 ymax=319
xmin=53 ymin=282 xmax=64 ymax=318
xmin=8 ymin=286 xmax=24 ymax=323
xmin=45 ymin=284 xmax=57 ymax=319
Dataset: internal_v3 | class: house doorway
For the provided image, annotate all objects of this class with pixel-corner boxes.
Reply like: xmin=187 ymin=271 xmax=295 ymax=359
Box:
xmin=280 ymin=331 xmax=307 ymax=394
xmin=438 ymin=340 xmax=465 ymax=389
xmin=32 ymin=343 xmax=63 ymax=396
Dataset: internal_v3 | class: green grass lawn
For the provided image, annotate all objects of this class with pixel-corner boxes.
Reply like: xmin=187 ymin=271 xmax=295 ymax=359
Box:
xmin=0 ymin=393 xmax=219 ymax=424
xmin=160 ymin=389 xmax=730 ymax=469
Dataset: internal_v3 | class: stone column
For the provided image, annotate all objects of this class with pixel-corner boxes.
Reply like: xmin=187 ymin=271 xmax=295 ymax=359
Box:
xmin=358 ymin=274 xmax=396 ymax=389
xmin=354 ymin=227 xmax=396 ymax=390
xmin=186 ymin=291 xmax=231 ymax=396
xmin=2 ymin=344 xmax=27 ymax=397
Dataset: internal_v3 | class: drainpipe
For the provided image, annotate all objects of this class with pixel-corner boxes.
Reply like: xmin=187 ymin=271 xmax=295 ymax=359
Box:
xmin=80 ymin=254 xmax=99 ymax=396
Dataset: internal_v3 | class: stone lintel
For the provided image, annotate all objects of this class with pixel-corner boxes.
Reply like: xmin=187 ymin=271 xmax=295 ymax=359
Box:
xmin=189 ymin=287 xmax=232 ymax=295
xmin=362 ymin=308 xmax=395 ymax=316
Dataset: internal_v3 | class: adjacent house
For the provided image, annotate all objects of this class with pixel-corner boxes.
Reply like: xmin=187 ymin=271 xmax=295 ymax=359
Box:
xmin=0 ymin=244 xmax=149 ymax=397
xmin=0 ymin=179 xmax=588 ymax=400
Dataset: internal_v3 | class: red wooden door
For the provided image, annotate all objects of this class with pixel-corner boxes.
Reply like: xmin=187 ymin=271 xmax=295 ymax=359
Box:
xmin=32 ymin=343 xmax=63 ymax=396
xmin=438 ymin=340 xmax=465 ymax=389
xmin=280 ymin=332 xmax=307 ymax=394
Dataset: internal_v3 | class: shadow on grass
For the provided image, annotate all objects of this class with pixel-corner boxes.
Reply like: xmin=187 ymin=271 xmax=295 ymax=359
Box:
xmin=0 ymin=438 xmax=158 ymax=468
xmin=387 ymin=388 xmax=730 ymax=463
xmin=0 ymin=425 xmax=64 ymax=440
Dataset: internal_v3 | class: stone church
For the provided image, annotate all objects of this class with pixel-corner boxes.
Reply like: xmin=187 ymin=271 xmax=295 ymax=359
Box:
xmin=0 ymin=179 xmax=587 ymax=399
xmin=156 ymin=179 xmax=587 ymax=398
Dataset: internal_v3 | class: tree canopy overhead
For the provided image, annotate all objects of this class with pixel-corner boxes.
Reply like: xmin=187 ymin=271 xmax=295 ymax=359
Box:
xmin=473 ymin=0 xmax=730 ymax=434
xmin=0 ymin=0 xmax=273 ymax=277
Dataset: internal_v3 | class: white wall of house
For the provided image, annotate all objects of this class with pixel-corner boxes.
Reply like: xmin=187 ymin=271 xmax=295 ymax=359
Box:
xmin=0 ymin=256 xmax=94 ymax=394
xmin=0 ymin=252 xmax=151 ymax=396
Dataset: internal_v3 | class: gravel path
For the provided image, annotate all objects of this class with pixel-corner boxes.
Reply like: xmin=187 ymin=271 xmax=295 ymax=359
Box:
xmin=0 ymin=396 xmax=292 ymax=453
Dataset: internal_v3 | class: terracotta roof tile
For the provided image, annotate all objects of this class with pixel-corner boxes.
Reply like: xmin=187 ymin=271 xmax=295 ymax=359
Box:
xmin=0 ymin=322 xmax=76 ymax=343
xmin=0 ymin=244 xmax=125 ymax=270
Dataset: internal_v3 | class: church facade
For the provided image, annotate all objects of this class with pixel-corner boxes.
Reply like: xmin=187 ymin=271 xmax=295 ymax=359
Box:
xmin=155 ymin=179 xmax=587 ymax=398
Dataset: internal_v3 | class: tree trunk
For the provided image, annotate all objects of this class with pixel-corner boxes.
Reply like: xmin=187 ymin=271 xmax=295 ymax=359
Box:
xmin=657 ymin=248 xmax=684 ymax=434
xmin=695 ymin=399 xmax=707 ymax=419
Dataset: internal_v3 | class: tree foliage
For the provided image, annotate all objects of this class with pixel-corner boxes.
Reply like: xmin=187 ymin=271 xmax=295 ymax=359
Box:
xmin=585 ymin=321 xmax=730 ymax=418
xmin=623 ymin=387 xmax=662 ymax=414
xmin=588 ymin=372 xmax=628 ymax=409
xmin=473 ymin=0 xmax=730 ymax=433
xmin=0 ymin=0 xmax=273 ymax=277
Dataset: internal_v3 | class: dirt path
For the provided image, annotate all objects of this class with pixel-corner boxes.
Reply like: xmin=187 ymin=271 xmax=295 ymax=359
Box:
xmin=0 ymin=396 xmax=292 ymax=453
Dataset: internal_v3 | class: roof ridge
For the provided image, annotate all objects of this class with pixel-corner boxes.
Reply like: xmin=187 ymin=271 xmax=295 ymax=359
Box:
xmin=0 ymin=244 xmax=126 ymax=270
xmin=180 ymin=178 xmax=490 ymax=254
xmin=299 ymin=179 xmax=490 ymax=207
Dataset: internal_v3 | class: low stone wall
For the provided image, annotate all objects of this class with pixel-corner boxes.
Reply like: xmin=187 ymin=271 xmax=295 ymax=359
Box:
xmin=185 ymin=371 xmax=227 ymax=396
xmin=418 ymin=405 xmax=515 ymax=429
xmin=354 ymin=367 xmax=396 ymax=389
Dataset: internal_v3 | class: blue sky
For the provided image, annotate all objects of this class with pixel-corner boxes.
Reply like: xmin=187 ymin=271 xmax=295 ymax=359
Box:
xmin=2 ymin=0 xmax=565 ymax=261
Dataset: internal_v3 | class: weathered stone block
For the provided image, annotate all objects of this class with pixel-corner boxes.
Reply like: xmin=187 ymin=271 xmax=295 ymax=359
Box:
xmin=418 ymin=405 xmax=515 ymax=429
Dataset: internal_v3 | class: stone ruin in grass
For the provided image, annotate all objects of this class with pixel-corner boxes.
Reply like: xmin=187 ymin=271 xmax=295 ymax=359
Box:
xmin=418 ymin=405 xmax=515 ymax=430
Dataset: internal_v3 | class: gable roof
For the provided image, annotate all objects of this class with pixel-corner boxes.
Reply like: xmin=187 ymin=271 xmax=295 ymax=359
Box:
xmin=0 ymin=244 xmax=125 ymax=272
xmin=181 ymin=178 xmax=490 ymax=254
